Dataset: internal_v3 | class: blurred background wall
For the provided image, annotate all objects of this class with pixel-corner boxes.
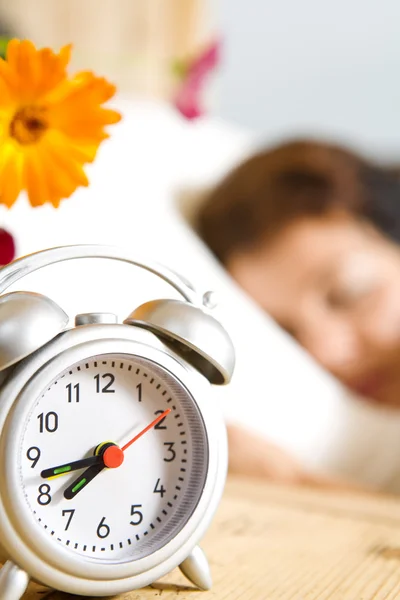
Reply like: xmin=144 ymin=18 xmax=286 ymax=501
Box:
xmin=216 ymin=0 xmax=400 ymax=157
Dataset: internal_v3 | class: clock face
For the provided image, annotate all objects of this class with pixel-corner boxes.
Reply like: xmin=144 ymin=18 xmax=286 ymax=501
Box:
xmin=17 ymin=353 xmax=208 ymax=563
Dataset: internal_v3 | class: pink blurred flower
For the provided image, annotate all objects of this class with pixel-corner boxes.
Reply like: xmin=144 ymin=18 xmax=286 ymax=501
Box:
xmin=173 ymin=40 xmax=221 ymax=120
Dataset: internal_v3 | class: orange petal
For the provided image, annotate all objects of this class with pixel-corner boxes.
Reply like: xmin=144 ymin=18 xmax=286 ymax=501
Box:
xmin=45 ymin=129 xmax=99 ymax=163
xmin=49 ymin=101 xmax=121 ymax=143
xmin=0 ymin=77 xmax=13 ymax=106
xmin=24 ymin=144 xmax=78 ymax=208
xmin=44 ymin=159 xmax=83 ymax=206
xmin=0 ymin=142 xmax=23 ymax=208
xmin=23 ymin=149 xmax=50 ymax=206
xmin=5 ymin=39 xmax=20 ymax=70
xmin=28 ymin=137 xmax=89 ymax=207
xmin=49 ymin=121 xmax=115 ymax=143
xmin=43 ymin=139 xmax=89 ymax=188
xmin=24 ymin=152 xmax=64 ymax=208
xmin=67 ymin=107 xmax=122 ymax=126
xmin=36 ymin=44 xmax=72 ymax=97
xmin=58 ymin=45 xmax=72 ymax=70
xmin=45 ymin=72 xmax=117 ymax=108
xmin=5 ymin=39 xmax=65 ymax=100
xmin=17 ymin=40 xmax=40 ymax=97
xmin=0 ymin=57 xmax=18 ymax=92
xmin=50 ymin=118 xmax=110 ymax=145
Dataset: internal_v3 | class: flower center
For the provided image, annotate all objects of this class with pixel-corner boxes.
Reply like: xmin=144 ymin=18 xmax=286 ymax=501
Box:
xmin=9 ymin=106 xmax=48 ymax=145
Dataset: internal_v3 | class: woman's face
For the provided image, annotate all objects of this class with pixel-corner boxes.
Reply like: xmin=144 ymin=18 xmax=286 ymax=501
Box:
xmin=227 ymin=212 xmax=400 ymax=408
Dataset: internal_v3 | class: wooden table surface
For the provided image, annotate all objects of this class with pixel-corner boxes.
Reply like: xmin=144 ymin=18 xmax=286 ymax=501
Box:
xmin=24 ymin=476 xmax=400 ymax=599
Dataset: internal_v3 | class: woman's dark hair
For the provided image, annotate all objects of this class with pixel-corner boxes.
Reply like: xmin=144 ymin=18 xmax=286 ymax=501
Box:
xmin=197 ymin=140 xmax=400 ymax=264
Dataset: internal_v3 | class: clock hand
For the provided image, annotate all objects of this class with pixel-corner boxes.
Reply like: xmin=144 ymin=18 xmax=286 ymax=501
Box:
xmin=92 ymin=408 xmax=172 ymax=466
xmin=41 ymin=441 xmax=117 ymax=480
xmin=64 ymin=462 xmax=105 ymax=500
xmin=63 ymin=442 xmax=118 ymax=500
xmin=63 ymin=409 xmax=171 ymax=500
xmin=121 ymin=408 xmax=171 ymax=451
xmin=41 ymin=455 xmax=102 ymax=479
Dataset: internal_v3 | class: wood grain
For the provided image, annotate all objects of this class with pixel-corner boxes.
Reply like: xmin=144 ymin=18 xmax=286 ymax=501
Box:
xmin=22 ymin=476 xmax=400 ymax=599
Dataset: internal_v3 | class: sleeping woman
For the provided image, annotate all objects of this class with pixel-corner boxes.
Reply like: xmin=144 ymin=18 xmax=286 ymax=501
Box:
xmin=197 ymin=139 xmax=400 ymax=488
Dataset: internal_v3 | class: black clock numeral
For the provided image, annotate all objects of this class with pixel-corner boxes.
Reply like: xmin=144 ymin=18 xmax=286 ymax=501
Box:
xmin=62 ymin=509 xmax=75 ymax=531
xmin=96 ymin=516 xmax=110 ymax=538
xmin=37 ymin=484 xmax=52 ymax=505
xmin=130 ymin=504 xmax=143 ymax=526
xmin=136 ymin=383 xmax=142 ymax=402
xmin=94 ymin=373 xmax=115 ymax=393
xmin=26 ymin=446 xmax=41 ymax=468
xmin=154 ymin=410 xmax=167 ymax=430
xmin=37 ymin=412 xmax=58 ymax=433
xmin=153 ymin=478 xmax=166 ymax=498
xmin=66 ymin=383 xmax=80 ymax=403
xmin=163 ymin=442 xmax=176 ymax=462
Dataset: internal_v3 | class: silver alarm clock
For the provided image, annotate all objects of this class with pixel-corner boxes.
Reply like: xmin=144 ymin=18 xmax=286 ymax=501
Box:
xmin=0 ymin=245 xmax=235 ymax=599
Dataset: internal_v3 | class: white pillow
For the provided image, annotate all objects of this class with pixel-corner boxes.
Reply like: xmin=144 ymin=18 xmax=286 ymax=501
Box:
xmin=2 ymin=97 xmax=400 ymax=492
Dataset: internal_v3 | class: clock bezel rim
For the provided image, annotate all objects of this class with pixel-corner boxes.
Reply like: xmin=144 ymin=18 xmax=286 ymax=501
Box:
xmin=0 ymin=324 xmax=227 ymax=594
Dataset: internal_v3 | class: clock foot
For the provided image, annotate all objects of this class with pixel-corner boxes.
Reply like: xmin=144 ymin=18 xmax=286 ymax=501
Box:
xmin=0 ymin=561 xmax=30 ymax=600
xmin=179 ymin=545 xmax=212 ymax=590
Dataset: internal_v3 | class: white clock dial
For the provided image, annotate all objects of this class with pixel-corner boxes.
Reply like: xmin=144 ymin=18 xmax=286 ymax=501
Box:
xmin=17 ymin=353 xmax=208 ymax=562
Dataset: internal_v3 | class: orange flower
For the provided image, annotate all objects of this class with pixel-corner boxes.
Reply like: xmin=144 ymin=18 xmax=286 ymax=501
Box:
xmin=0 ymin=39 xmax=121 ymax=208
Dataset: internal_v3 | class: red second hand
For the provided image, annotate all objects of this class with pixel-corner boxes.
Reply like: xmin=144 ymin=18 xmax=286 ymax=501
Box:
xmin=103 ymin=408 xmax=171 ymax=468
xmin=121 ymin=408 xmax=171 ymax=451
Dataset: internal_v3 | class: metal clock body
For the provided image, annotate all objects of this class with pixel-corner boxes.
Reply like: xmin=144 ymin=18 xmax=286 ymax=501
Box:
xmin=0 ymin=246 xmax=235 ymax=599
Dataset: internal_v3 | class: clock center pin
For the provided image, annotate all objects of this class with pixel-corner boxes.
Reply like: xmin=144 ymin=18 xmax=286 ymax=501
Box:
xmin=102 ymin=445 xmax=124 ymax=469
